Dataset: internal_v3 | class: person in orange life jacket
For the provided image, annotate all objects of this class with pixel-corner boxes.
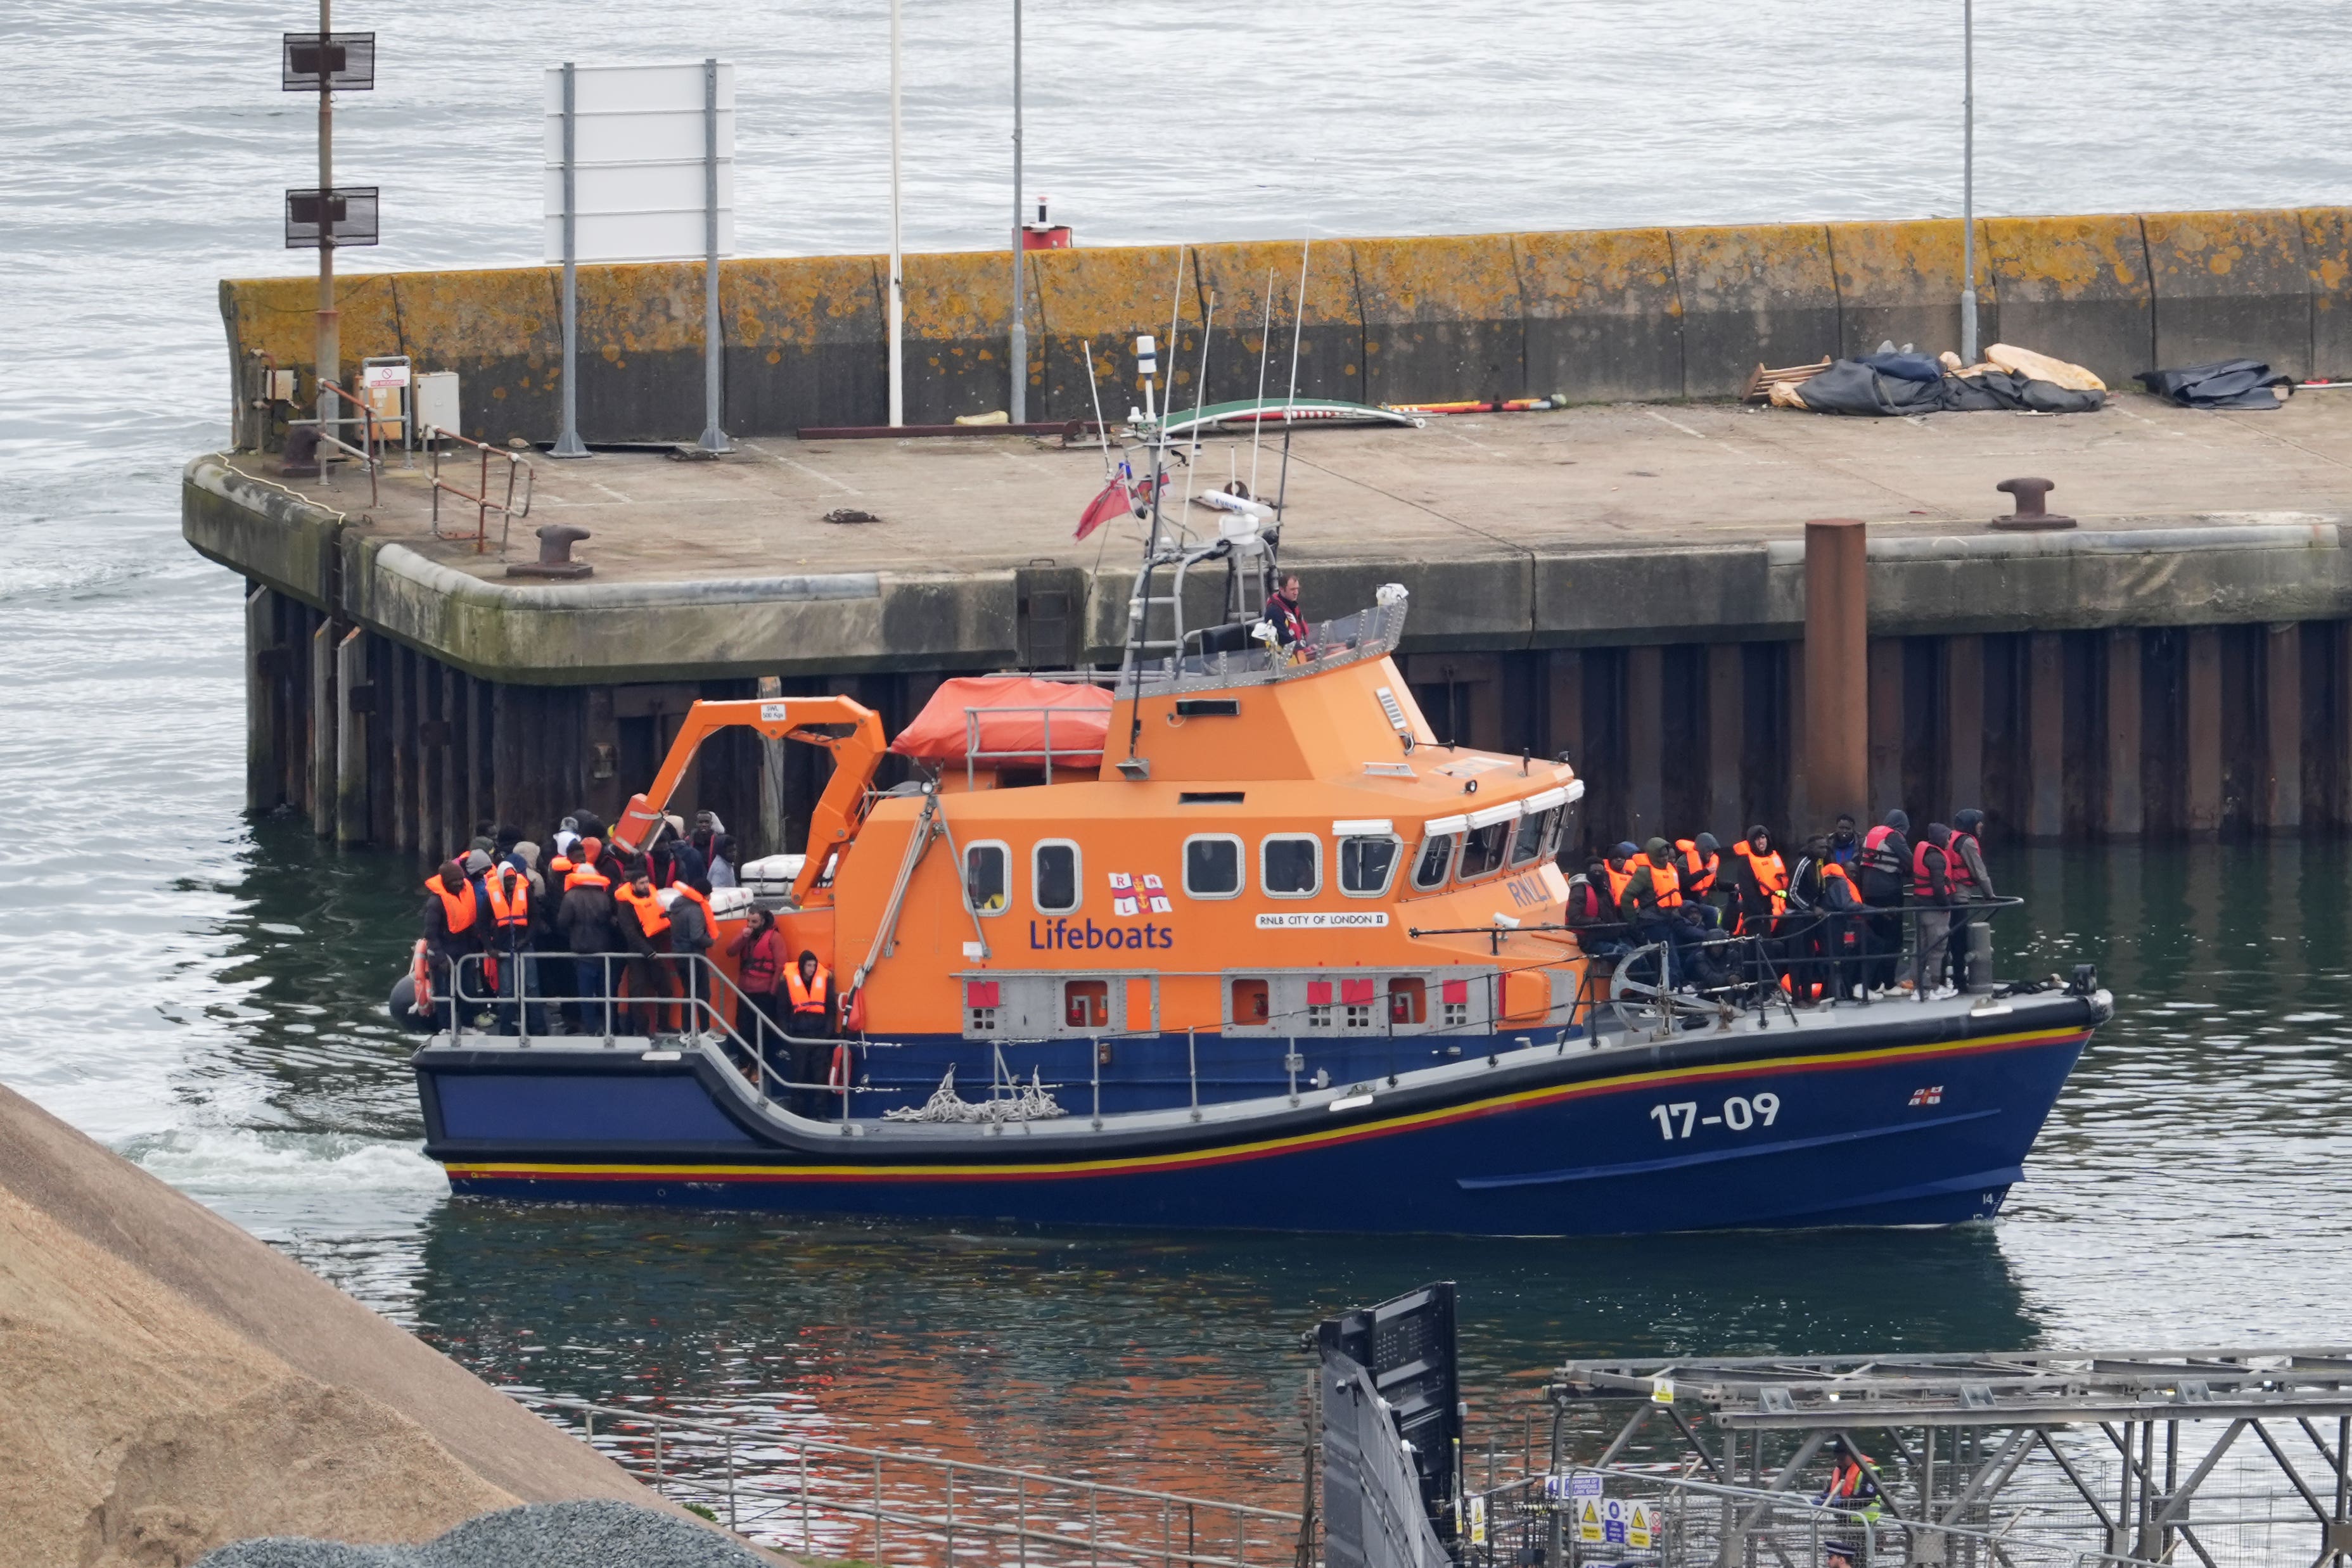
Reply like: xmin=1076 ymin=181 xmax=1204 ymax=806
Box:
xmin=1565 ymin=857 xmax=1630 ymax=959
xmin=1264 ymin=572 xmax=1310 ymax=653
xmin=613 ymin=866 xmax=677 ymax=1038
xmin=783 ymin=949 xmax=838 ymax=1119
xmin=421 ymin=858 xmax=485 ymax=1032
xmin=483 ymin=854 xmax=547 ymax=1036
xmin=1818 ymin=1439 xmax=1884 ymax=1520
xmin=1945 ymin=807 xmax=1997 ymax=990
xmin=1675 ymin=833 xmax=1724 ymax=928
xmin=667 ymin=873 xmax=717 ymax=1040
xmin=556 ymin=852 xmax=618 ymax=1035
xmin=728 ymin=908 xmax=789 ymax=1069
xmin=1602 ymin=843 xmax=1640 ymax=919
xmin=1857 ymin=809 xmax=1912 ymax=993
xmin=1621 ymin=838 xmax=1692 ymax=988
xmin=1812 ymin=844 xmax=1869 ymax=1001
xmin=1908 ymin=824 xmax=1960 ymax=998
xmin=1725 ymin=826 xmax=1789 ymax=938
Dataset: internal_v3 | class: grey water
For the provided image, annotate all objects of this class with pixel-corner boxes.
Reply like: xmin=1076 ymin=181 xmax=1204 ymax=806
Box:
xmin=4 ymin=0 xmax=2351 ymax=1508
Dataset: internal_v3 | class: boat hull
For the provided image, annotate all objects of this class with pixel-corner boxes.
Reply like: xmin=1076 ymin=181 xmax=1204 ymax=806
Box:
xmin=416 ymin=992 xmax=2105 ymax=1237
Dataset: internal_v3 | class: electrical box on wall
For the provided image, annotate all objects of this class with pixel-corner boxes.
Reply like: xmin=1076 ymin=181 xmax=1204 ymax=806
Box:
xmin=414 ymin=371 xmax=460 ymax=438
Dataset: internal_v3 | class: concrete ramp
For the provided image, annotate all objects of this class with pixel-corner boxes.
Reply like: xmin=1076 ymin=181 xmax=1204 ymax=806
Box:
xmin=0 ymin=1083 xmax=665 ymax=1566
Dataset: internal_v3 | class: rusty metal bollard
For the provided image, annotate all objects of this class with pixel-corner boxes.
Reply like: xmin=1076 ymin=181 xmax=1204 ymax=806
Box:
xmin=506 ymin=523 xmax=594 ymax=578
xmin=1990 ymin=477 xmax=2076 ymax=530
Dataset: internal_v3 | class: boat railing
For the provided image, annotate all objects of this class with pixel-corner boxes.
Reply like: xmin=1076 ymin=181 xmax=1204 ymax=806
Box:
xmin=1563 ymin=893 xmax=2063 ymax=1042
xmin=960 ymin=703 xmax=1098 ymax=789
xmin=513 ymin=1391 xmax=1303 ymax=1567
xmin=434 ymin=950 xmax=876 ymax=1124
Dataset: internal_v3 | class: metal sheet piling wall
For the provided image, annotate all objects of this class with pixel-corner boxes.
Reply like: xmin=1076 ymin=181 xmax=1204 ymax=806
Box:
xmin=236 ymin=571 xmax=2352 ymax=856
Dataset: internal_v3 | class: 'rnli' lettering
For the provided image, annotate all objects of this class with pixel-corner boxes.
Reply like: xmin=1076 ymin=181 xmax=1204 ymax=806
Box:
xmin=1028 ymin=917 xmax=1175 ymax=951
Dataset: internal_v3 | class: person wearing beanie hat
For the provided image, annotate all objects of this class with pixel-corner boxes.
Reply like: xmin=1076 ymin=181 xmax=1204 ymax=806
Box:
xmin=1601 ymin=843 xmax=1640 ymax=921
xmin=553 ymin=815 xmax=582 ymax=858
xmin=1909 ymin=824 xmax=1959 ymax=998
xmin=1620 ymin=837 xmax=1690 ymax=987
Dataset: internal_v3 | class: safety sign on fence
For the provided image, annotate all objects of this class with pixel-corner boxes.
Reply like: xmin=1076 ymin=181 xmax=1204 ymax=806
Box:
xmin=1572 ymin=1496 xmax=1656 ymax=1549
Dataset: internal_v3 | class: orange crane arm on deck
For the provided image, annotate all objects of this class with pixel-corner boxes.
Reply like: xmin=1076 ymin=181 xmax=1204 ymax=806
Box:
xmin=608 ymin=696 xmax=886 ymax=906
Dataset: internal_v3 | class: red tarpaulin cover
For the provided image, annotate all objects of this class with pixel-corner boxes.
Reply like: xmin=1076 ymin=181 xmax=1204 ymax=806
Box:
xmin=890 ymin=676 xmax=1115 ymax=768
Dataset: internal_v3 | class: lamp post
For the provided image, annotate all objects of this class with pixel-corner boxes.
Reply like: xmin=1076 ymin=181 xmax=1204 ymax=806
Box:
xmin=315 ymin=0 xmax=337 ymax=433
xmin=886 ymin=0 xmax=905 ymax=427
xmin=1008 ymin=0 xmax=1026 ymax=424
xmin=1960 ymin=0 xmax=1978 ymax=362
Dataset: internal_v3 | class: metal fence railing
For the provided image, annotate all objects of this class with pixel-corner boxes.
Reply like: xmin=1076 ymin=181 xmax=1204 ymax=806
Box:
xmin=516 ymin=1394 xmax=1303 ymax=1568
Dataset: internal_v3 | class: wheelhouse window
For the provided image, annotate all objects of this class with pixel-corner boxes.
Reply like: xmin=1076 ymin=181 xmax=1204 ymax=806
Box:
xmin=1339 ymin=834 xmax=1401 ymax=898
xmin=1458 ymin=820 xmax=1511 ymax=879
xmin=1412 ymin=832 xmax=1459 ymax=891
xmin=1262 ymin=834 xmax=1321 ymax=898
xmin=1510 ymin=807 xmax=1557 ymax=867
xmin=1184 ymin=834 xmax=1244 ymax=898
xmin=1033 ymin=839 xmax=1080 ymax=914
xmin=965 ymin=841 xmax=1011 ymax=915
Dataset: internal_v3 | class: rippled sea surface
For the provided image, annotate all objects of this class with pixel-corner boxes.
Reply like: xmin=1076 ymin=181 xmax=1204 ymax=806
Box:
xmin=5 ymin=0 xmax=2352 ymax=1512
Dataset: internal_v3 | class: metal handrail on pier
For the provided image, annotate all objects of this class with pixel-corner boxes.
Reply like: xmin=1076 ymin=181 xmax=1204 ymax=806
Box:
xmin=288 ymin=378 xmax=388 ymax=506
xmin=516 ymin=1393 xmax=1301 ymax=1568
xmin=426 ymin=424 xmax=534 ymax=552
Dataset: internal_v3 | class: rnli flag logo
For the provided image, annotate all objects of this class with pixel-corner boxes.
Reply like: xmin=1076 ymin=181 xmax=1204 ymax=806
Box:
xmin=1108 ymin=872 xmax=1134 ymax=891
xmin=1908 ymin=1085 xmax=1944 ymax=1106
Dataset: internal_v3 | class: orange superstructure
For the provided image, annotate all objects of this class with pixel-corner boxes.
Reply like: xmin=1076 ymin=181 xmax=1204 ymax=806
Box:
xmin=609 ymin=594 xmax=1587 ymax=1052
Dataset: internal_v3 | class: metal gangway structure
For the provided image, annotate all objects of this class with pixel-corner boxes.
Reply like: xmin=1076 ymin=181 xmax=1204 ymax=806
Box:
xmin=1478 ymin=1349 xmax=2352 ymax=1568
xmin=516 ymin=1394 xmax=1303 ymax=1568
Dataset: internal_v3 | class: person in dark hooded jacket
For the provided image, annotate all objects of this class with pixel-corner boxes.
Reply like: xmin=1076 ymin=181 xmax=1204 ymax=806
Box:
xmin=556 ymin=854 xmax=618 ymax=1033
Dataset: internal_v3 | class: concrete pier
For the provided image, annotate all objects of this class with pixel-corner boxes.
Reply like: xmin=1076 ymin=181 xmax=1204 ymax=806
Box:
xmin=191 ymin=379 xmax=2352 ymax=858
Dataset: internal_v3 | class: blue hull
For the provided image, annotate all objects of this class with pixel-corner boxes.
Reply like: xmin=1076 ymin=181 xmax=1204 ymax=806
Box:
xmin=417 ymin=995 xmax=2104 ymax=1237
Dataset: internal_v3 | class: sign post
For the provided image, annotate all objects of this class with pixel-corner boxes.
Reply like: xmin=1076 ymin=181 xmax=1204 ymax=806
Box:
xmin=543 ymin=60 xmax=735 ymax=457
xmin=1008 ymin=0 xmax=1025 ymax=424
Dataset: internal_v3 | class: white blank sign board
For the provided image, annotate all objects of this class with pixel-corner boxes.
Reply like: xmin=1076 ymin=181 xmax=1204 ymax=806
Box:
xmin=544 ymin=61 xmax=734 ymax=264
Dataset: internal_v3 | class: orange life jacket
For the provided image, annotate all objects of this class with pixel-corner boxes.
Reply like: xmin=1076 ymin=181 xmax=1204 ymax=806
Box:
xmin=1604 ymin=862 xmax=1634 ymax=906
xmin=426 ymin=876 xmax=477 ymax=934
xmin=668 ymin=881 xmax=715 ymax=931
xmin=1732 ymin=842 xmax=1789 ymax=917
xmin=565 ymin=863 xmax=611 ymax=891
xmin=1642 ymin=857 xmax=1682 ymax=910
xmin=613 ymin=883 xmax=670 ymax=939
xmin=485 ymin=867 xmax=530 ymax=931
xmin=1674 ymin=839 xmax=1718 ymax=896
xmin=784 ymin=963 xmax=833 ymax=1017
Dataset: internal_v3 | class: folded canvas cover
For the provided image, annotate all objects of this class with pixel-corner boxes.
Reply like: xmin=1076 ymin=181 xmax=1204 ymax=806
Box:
xmin=888 ymin=676 xmax=1114 ymax=768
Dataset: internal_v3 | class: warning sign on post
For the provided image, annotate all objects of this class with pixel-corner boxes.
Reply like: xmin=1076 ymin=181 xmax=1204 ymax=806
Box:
xmin=1575 ymin=1497 xmax=1656 ymax=1548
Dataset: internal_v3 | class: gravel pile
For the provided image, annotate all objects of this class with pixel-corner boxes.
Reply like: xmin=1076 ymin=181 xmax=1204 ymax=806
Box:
xmin=193 ymin=1500 xmax=772 ymax=1568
